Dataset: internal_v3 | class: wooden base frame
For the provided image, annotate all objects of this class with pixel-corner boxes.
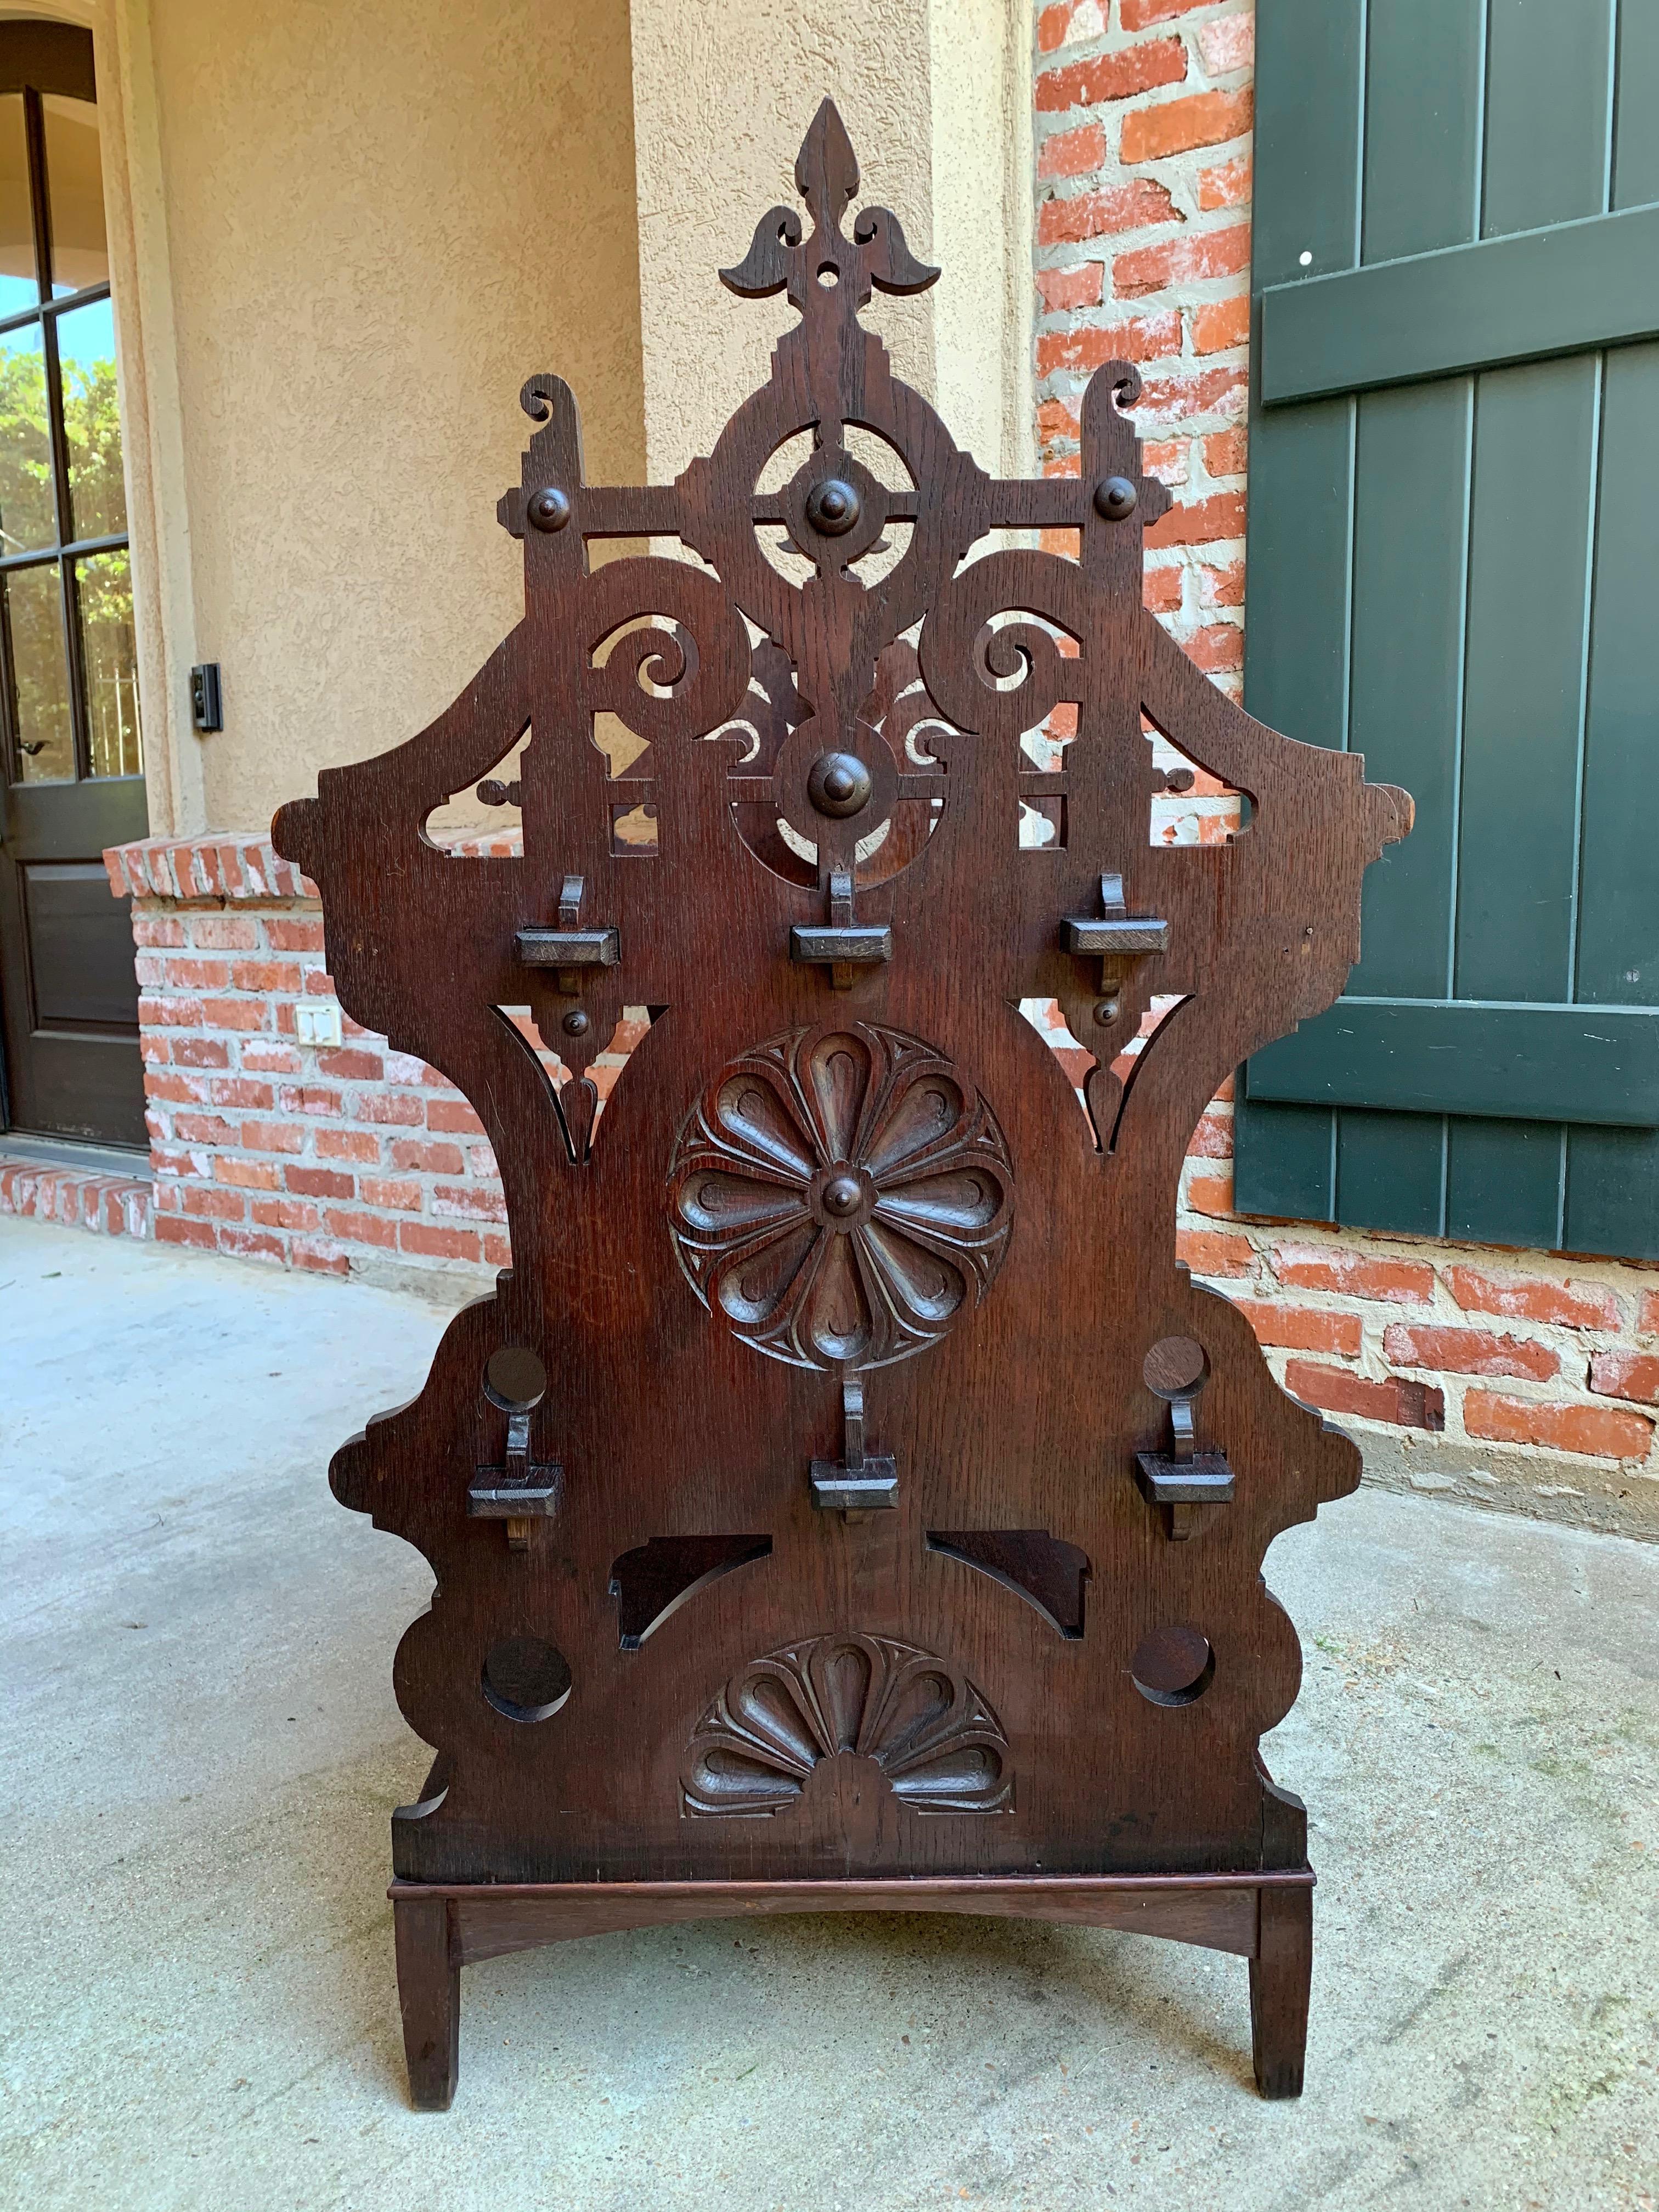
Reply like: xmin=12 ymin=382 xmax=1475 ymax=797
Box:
xmin=389 ymin=1872 xmax=1315 ymax=2111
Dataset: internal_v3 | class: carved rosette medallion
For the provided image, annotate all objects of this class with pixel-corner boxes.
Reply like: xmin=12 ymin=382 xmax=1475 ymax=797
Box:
xmin=682 ymin=1632 xmax=1011 ymax=1817
xmin=667 ymin=1020 xmax=1014 ymax=1372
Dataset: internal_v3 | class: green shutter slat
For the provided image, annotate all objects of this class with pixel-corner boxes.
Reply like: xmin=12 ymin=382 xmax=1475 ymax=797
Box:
xmin=1614 ymin=3 xmax=1659 ymax=210
xmin=1232 ymin=1091 xmax=1334 ymax=1223
xmin=1236 ymin=0 xmax=1369 ymax=1229
xmin=1455 ymin=357 xmax=1598 ymax=1002
xmin=1361 ymin=0 xmax=1483 ymax=262
xmin=1347 ymin=381 xmax=1470 ymax=996
xmin=1564 ymin=1126 xmax=1659 ymax=1260
xmin=1446 ymin=1120 xmax=1565 ymax=1249
xmin=1245 ymin=1001 xmax=1659 ymax=1126
xmin=1242 ymin=398 xmax=1352 ymax=748
xmin=1482 ymin=0 xmax=1613 ymax=238
xmin=1575 ymin=342 xmax=1659 ymax=1008
xmin=1259 ymin=204 xmax=1659 ymax=405
xmin=1252 ymin=0 xmax=1363 ymax=285
xmin=1335 ymin=1110 xmax=1444 ymax=1237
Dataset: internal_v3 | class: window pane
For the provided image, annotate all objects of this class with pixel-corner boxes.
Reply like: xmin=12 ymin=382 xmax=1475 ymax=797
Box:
xmin=0 ymin=94 xmax=37 ymax=315
xmin=6 ymin=560 xmax=73 ymax=781
xmin=0 ymin=321 xmax=57 ymax=552
xmin=58 ymin=296 xmax=123 ymax=539
xmin=42 ymin=95 xmax=107 ymax=297
xmin=77 ymin=546 xmax=141 ymax=777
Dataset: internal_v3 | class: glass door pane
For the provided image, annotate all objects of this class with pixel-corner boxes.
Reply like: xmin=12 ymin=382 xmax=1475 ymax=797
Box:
xmin=77 ymin=546 xmax=140 ymax=776
xmin=0 ymin=321 xmax=58 ymax=552
xmin=41 ymin=94 xmax=107 ymax=295
xmin=5 ymin=560 xmax=74 ymax=780
xmin=57 ymin=295 xmax=124 ymax=538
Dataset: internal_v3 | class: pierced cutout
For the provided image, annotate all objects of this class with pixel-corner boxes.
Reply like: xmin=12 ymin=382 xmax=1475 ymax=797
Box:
xmin=1019 ymin=792 xmax=1065 ymax=850
xmin=724 ymin=635 xmax=948 ymax=890
xmin=1018 ymin=997 xmax=1096 ymax=1141
xmin=1015 ymin=655 xmax=1075 ymax=850
xmin=1017 ymin=992 xmax=1193 ymax=1154
xmin=592 ymin=708 xmax=652 ymax=777
xmin=608 ymin=1533 xmax=773 ymax=1649
xmin=842 ymin=422 xmax=918 ymax=493
xmin=494 ymin=1005 xmax=659 ymax=1163
xmin=1130 ymin=1626 xmax=1214 ymax=1708
xmin=1098 ymin=992 xmax=1192 ymax=1150
xmin=422 ymin=727 xmax=528 ymax=855
xmin=755 ymin=427 xmax=817 ymax=496
xmin=1144 ymin=715 xmax=1250 ymax=847
xmin=927 ymin=1530 xmax=1091 ymax=1639
xmin=495 ymin=1003 xmax=569 ymax=1092
xmin=591 ymin=614 xmax=695 ymax=696
xmin=855 ymin=634 xmax=946 ymax=884
xmin=849 ymin=516 xmax=913 ymax=586
xmin=611 ymin=798 xmax=659 ymax=853
xmin=483 ymin=1635 xmax=572 ymax=1723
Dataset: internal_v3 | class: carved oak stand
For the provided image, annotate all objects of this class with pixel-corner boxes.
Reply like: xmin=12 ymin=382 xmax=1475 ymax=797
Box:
xmin=274 ymin=103 xmax=1410 ymax=2109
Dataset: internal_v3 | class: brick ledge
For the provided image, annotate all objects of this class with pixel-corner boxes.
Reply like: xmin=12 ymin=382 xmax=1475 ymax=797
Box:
xmin=104 ymin=828 xmax=524 ymax=904
xmin=104 ymin=834 xmax=316 ymax=905
xmin=0 ymin=1153 xmax=153 ymax=1238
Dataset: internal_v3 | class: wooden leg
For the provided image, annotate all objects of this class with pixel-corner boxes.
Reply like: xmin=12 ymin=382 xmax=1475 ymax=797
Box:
xmin=393 ymin=1893 xmax=460 ymax=2110
xmin=1250 ymin=1883 xmax=1312 ymax=2099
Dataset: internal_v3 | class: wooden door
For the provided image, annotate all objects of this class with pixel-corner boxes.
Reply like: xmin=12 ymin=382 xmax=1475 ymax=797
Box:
xmin=1238 ymin=0 xmax=1659 ymax=1258
xmin=0 ymin=24 xmax=145 ymax=1149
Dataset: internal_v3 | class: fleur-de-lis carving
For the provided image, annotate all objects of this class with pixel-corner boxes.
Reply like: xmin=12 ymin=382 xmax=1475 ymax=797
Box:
xmin=721 ymin=98 xmax=939 ymax=308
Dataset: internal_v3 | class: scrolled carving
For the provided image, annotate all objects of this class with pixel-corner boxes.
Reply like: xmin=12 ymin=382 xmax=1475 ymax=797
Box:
xmin=919 ymin=552 xmax=1088 ymax=743
xmin=667 ymin=1020 xmax=1014 ymax=1372
xmin=583 ymin=557 xmax=751 ymax=744
xmin=682 ymin=1632 xmax=1011 ymax=1816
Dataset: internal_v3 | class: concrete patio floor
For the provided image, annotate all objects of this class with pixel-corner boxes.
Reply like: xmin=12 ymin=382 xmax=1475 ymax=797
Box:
xmin=2 ymin=1214 xmax=1656 ymax=2212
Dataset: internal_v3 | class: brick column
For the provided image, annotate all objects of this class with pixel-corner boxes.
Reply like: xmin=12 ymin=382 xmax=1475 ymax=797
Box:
xmin=101 ymin=833 xmax=644 ymax=1286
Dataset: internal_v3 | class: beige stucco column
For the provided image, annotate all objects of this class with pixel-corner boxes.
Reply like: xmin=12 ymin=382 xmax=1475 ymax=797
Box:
xmin=95 ymin=0 xmax=647 ymax=837
xmin=627 ymin=0 xmax=1033 ymax=486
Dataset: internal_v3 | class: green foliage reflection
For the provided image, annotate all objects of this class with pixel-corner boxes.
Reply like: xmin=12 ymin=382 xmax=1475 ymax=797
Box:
xmin=0 ymin=338 xmax=139 ymax=778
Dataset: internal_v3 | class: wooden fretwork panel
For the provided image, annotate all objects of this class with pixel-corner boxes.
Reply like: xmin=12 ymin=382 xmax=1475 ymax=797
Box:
xmin=273 ymin=103 xmax=1409 ymax=2109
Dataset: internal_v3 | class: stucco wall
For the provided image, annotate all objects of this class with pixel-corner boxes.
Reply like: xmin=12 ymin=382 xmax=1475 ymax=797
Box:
xmin=628 ymin=0 xmax=1032 ymax=481
xmin=129 ymin=0 xmax=645 ymax=832
xmin=84 ymin=0 xmax=1032 ymax=834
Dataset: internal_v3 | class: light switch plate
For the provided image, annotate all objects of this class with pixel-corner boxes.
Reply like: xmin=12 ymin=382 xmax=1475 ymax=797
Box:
xmin=295 ymin=1001 xmax=342 ymax=1048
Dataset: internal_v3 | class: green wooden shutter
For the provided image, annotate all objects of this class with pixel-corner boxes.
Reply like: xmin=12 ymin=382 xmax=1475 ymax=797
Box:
xmin=1237 ymin=0 xmax=1659 ymax=1261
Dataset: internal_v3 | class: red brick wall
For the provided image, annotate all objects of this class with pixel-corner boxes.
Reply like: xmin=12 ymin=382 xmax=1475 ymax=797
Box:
xmin=103 ymin=835 xmax=641 ymax=1286
xmin=1032 ymin=0 xmax=1659 ymax=1534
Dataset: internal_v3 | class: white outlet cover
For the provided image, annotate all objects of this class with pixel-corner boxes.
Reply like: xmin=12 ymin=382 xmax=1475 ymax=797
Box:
xmin=297 ymin=1001 xmax=343 ymax=1048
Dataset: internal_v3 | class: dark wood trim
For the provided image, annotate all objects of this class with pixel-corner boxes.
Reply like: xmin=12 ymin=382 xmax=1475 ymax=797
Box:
xmin=0 ymin=22 xmax=93 ymax=105
xmin=1251 ymin=1884 xmax=1314 ymax=2099
xmin=388 ymin=1874 xmax=1317 ymax=2108
xmin=392 ymin=1872 xmax=1314 ymax=1965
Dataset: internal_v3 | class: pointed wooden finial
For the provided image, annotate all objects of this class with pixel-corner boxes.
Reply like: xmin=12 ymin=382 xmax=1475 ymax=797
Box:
xmin=794 ymin=99 xmax=860 ymax=238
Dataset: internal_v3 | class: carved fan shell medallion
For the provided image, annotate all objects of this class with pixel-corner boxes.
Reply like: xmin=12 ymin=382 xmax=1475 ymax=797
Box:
xmin=682 ymin=1632 xmax=1011 ymax=1817
xmin=666 ymin=1020 xmax=1014 ymax=1372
